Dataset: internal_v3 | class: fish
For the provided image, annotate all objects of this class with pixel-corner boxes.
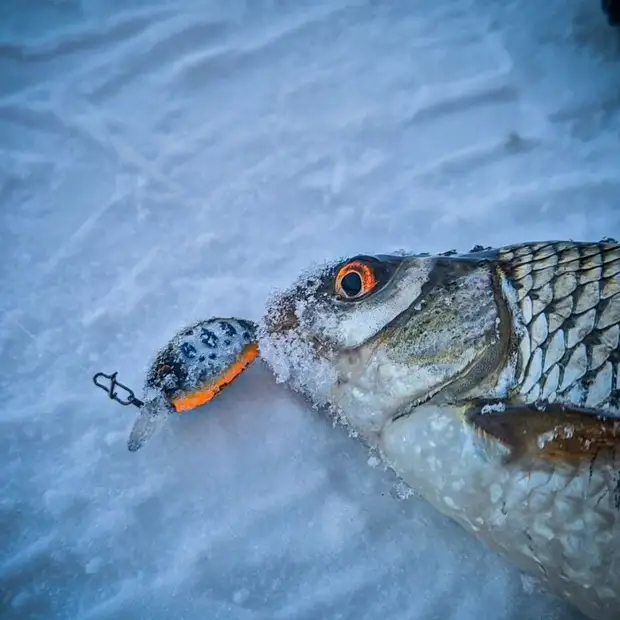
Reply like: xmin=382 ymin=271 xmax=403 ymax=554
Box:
xmin=257 ymin=239 xmax=620 ymax=620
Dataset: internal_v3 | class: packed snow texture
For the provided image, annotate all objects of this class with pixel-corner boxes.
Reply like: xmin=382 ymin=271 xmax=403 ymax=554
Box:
xmin=1 ymin=1 xmax=619 ymax=619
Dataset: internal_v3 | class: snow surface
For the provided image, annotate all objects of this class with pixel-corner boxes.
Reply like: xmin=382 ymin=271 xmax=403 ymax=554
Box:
xmin=1 ymin=1 xmax=619 ymax=619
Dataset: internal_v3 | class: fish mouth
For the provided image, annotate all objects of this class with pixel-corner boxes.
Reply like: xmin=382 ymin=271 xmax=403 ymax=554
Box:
xmin=259 ymin=311 xmax=403 ymax=425
xmin=258 ymin=324 xmax=338 ymax=406
xmin=258 ymin=292 xmax=338 ymax=406
xmin=262 ymin=288 xmax=300 ymax=336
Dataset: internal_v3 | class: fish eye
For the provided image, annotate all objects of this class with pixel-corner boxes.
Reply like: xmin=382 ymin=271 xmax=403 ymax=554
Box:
xmin=334 ymin=260 xmax=378 ymax=300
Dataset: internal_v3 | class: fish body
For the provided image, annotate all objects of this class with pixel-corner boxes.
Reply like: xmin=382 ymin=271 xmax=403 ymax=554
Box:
xmin=259 ymin=240 xmax=620 ymax=620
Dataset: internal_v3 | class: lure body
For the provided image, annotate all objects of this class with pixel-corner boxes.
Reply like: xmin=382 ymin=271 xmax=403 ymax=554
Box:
xmin=127 ymin=318 xmax=258 ymax=451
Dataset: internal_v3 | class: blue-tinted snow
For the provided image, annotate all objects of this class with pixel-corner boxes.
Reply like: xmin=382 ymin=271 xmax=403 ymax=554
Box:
xmin=1 ymin=1 xmax=619 ymax=619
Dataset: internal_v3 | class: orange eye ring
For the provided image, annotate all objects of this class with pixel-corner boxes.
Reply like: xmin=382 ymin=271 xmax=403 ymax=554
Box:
xmin=335 ymin=260 xmax=378 ymax=300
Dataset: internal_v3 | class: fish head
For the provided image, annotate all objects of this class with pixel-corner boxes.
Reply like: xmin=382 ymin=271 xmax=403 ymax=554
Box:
xmin=260 ymin=251 xmax=507 ymax=435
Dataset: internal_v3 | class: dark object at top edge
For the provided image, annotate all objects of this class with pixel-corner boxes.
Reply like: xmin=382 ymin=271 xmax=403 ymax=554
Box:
xmin=603 ymin=0 xmax=620 ymax=25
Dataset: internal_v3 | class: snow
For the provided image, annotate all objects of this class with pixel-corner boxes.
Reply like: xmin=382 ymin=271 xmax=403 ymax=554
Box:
xmin=1 ymin=1 xmax=618 ymax=618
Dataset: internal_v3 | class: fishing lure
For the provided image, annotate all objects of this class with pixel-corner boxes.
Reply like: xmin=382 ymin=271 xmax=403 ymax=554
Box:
xmin=93 ymin=318 xmax=259 ymax=451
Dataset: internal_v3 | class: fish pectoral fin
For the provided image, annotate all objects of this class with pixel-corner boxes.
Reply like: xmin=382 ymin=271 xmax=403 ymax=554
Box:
xmin=463 ymin=399 xmax=620 ymax=466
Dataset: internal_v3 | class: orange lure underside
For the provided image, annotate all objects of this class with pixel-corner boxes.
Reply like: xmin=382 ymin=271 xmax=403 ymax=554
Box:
xmin=170 ymin=342 xmax=260 ymax=413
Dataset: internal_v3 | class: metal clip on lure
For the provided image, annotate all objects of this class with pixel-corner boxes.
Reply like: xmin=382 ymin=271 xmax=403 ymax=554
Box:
xmin=91 ymin=317 xmax=259 ymax=451
xmin=92 ymin=371 xmax=144 ymax=408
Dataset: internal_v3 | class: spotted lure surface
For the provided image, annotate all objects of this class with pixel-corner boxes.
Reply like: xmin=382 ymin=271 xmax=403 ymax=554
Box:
xmin=125 ymin=318 xmax=258 ymax=451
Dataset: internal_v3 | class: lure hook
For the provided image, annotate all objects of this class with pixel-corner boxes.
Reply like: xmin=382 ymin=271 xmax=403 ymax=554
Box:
xmin=92 ymin=371 xmax=144 ymax=408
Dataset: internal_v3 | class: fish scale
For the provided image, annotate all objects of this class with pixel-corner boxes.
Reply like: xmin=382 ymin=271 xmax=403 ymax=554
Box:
xmin=499 ymin=241 xmax=620 ymax=415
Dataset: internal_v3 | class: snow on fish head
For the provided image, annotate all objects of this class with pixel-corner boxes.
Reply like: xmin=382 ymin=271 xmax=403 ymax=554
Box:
xmin=259 ymin=251 xmax=499 ymax=436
